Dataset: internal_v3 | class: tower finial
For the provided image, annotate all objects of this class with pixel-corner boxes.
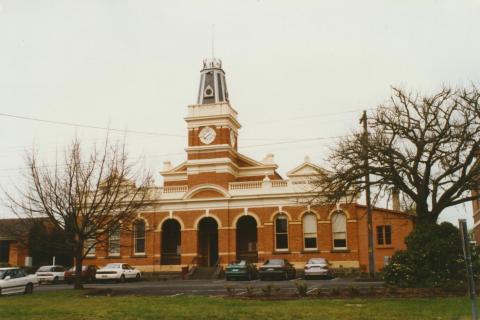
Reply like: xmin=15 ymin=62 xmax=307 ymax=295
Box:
xmin=211 ymin=24 xmax=215 ymax=60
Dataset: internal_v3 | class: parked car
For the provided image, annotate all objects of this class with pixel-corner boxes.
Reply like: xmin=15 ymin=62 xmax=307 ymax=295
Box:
xmin=259 ymin=259 xmax=296 ymax=281
xmin=65 ymin=265 xmax=98 ymax=284
xmin=0 ymin=268 xmax=38 ymax=295
xmin=95 ymin=263 xmax=141 ymax=282
xmin=303 ymin=258 xmax=333 ymax=279
xmin=35 ymin=265 xmax=66 ymax=284
xmin=225 ymin=260 xmax=258 ymax=281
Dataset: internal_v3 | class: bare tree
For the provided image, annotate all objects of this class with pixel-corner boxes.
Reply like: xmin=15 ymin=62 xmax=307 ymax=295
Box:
xmin=318 ymin=86 xmax=480 ymax=225
xmin=4 ymin=138 xmax=153 ymax=289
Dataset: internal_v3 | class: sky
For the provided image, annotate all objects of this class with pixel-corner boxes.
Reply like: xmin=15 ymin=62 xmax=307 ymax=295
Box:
xmin=0 ymin=0 xmax=479 ymax=225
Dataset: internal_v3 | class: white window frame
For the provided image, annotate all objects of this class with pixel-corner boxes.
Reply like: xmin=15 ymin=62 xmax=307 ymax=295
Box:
xmin=331 ymin=211 xmax=348 ymax=250
xmin=84 ymin=238 xmax=96 ymax=257
xmin=133 ymin=220 xmax=146 ymax=255
xmin=274 ymin=214 xmax=289 ymax=251
xmin=303 ymin=213 xmax=318 ymax=251
xmin=108 ymin=226 xmax=121 ymax=257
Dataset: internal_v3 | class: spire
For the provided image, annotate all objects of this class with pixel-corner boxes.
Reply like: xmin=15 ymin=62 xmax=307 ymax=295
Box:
xmin=197 ymin=58 xmax=229 ymax=105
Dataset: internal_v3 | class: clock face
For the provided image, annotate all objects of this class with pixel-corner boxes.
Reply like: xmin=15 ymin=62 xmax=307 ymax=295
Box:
xmin=199 ymin=126 xmax=216 ymax=145
xmin=230 ymin=130 xmax=236 ymax=147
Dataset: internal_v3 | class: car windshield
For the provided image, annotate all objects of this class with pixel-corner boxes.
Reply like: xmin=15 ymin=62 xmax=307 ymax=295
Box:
xmin=309 ymin=259 xmax=327 ymax=264
xmin=229 ymin=260 xmax=246 ymax=266
xmin=0 ymin=270 xmax=7 ymax=279
xmin=264 ymin=259 xmax=284 ymax=266
xmin=37 ymin=266 xmax=53 ymax=272
xmin=103 ymin=264 xmax=122 ymax=269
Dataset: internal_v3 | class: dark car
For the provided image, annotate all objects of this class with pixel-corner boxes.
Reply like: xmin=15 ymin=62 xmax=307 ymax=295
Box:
xmin=64 ymin=265 xmax=98 ymax=284
xmin=259 ymin=259 xmax=296 ymax=281
xmin=225 ymin=260 xmax=258 ymax=281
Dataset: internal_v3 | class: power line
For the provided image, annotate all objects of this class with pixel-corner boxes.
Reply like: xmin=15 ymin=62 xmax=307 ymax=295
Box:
xmin=0 ymin=134 xmax=348 ymax=173
xmin=0 ymin=112 xmax=185 ymax=138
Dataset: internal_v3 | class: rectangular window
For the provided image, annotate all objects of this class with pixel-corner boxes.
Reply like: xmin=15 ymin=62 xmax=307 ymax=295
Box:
xmin=303 ymin=214 xmax=318 ymax=250
xmin=108 ymin=227 xmax=120 ymax=256
xmin=275 ymin=216 xmax=289 ymax=250
xmin=134 ymin=222 xmax=146 ymax=254
xmin=377 ymin=225 xmax=392 ymax=245
xmin=84 ymin=238 xmax=96 ymax=257
xmin=332 ymin=213 xmax=347 ymax=249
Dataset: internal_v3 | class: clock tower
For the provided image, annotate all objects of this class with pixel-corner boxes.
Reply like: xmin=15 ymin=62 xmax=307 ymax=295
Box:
xmin=183 ymin=58 xmax=241 ymax=188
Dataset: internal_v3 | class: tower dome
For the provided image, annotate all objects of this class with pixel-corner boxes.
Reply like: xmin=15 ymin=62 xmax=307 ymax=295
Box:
xmin=197 ymin=58 xmax=229 ymax=105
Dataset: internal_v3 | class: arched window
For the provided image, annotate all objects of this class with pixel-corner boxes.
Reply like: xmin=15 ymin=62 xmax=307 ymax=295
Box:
xmin=303 ymin=213 xmax=317 ymax=250
xmin=108 ymin=224 xmax=121 ymax=256
xmin=275 ymin=214 xmax=289 ymax=251
xmin=134 ymin=220 xmax=146 ymax=255
xmin=332 ymin=211 xmax=347 ymax=249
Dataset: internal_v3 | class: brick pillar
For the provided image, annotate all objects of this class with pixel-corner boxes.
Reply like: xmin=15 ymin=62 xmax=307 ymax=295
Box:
xmin=218 ymin=228 xmax=230 ymax=264
xmin=181 ymin=229 xmax=197 ymax=265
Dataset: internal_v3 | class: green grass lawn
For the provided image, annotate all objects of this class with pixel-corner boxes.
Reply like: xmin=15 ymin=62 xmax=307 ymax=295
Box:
xmin=0 ymin=291 xmax=477 ymax=320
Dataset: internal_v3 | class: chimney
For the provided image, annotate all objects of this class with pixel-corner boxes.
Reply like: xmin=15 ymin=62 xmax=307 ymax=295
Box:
xmin=392 ymin=187 xmax=400 ymax=211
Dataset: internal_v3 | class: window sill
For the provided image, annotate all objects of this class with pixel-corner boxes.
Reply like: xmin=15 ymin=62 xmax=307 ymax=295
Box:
xmin=302 ymin=249 xmax=319 ymax=254
xmin=331 ymin=248 xmax=350 ymax=253
xmin=131 ymin=254 xmax=147 ymax=258
xmin=376 ymin=245 xmax=394 ymax=249
xmin=85 ymin=255 xmax=96 ymax=259
xmin=273 ymin=250 xmax=291 ymax=255
xmin=106 ymin=255 xmax=121 ymax=259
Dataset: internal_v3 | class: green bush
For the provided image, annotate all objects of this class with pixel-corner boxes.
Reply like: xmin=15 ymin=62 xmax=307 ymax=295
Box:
xmin=383 ymin=222 xmax=479 ymax=288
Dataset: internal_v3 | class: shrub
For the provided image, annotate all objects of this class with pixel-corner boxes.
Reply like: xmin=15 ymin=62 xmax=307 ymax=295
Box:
xmin=347 ymin=286 xmax=360 ymax=296
xmin=245 ymin=285 xmax=256 ymax=297
xmin=383 ymin=222 xmax=480 ymax=288
xmin=261 ymin=284 xmax=278 ymax=297
xmin=224 ymin=285 xmax=236 ymax=296
xmin=294 ymin=281 xmax=308 ymax=297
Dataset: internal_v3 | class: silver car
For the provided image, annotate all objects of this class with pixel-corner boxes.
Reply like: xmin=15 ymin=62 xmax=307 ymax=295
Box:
xmin=303 ymin=258 xmax=332 ymax=279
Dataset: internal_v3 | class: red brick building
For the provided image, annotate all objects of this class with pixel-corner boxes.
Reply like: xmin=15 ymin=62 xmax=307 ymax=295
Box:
xmin=84 ymin=58 xmax=414 ymax=272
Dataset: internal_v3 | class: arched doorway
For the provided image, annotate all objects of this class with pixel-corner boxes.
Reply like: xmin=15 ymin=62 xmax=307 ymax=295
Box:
xmin=161 ymin=220 xmax=181 ymax=265
xmin=197 ymin=217 xmax=218 ymax=267
xmin=236 ymin=216 xmax=258 ymax=262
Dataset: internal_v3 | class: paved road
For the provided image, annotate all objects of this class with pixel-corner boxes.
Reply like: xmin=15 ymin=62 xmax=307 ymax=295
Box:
xmin=36 ymin=278 xmax=384 ymax=296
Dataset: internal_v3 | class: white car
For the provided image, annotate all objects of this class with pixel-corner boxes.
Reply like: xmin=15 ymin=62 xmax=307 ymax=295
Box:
xmin=95 ymin=263 xmax=141 ymax=282
xmin=303 ymin=258 xmax=333 ymax=279
xmin=0 ymin=268 xmax=38 ymax=295
xmin=35 ymin=265 xmax=66 ymax=284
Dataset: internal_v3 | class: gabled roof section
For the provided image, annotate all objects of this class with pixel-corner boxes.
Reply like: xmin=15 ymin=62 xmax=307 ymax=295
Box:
xmin=236 ymin=153 xmax=267 ymax=168
xmin=287 ymin=161 xmax=325 ymax=178
xmin=160 ymin=161 xmax=187 ymax=176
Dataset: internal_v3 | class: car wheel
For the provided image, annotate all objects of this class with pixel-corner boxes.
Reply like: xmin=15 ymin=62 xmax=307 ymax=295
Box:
xmin=24 ymin=283 xmax=33 ymax=294
xmin=136 ymin=274 xmax=141 ymax=281
xmin=53 ymin=277 xmax=59 ymax=284
xmin=284 ymin=272 xmax=289 ymax=281
xmin=225 ymin=277 xmax=231 ymax=281
xmin=247 ymin=273 xmax=252 ymax=281
xmin=304 ymin=275 xmax=309 ymax=280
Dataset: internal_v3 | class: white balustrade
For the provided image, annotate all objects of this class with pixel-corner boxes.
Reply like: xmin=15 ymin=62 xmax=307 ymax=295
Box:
xmin=163 ymin=185 xmax=189 ymax=193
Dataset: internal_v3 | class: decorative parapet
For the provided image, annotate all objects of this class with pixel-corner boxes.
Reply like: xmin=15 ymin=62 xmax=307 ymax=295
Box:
xmin=186 ymin=103 xmax=238 ymax=119
xmin=146 ymin=180 xmax=317 ymax=201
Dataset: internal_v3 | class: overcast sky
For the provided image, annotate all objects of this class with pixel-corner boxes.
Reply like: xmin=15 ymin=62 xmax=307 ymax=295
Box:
xmin=0 ymin=0 xmax=479 ymax=224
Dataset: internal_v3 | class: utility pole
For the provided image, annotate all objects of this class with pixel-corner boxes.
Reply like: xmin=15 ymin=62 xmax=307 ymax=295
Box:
xmin=360 ymin=110 xmax=375 ymax=279
xmin=459 ymin=219 xmax=478 ymax=320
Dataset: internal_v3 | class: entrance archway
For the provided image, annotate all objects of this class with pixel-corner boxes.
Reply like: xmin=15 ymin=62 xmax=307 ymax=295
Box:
xmin=236 ymin=216 xmax=258 ymax=262
xmin=197 ymin=217 xmax=218 ymax=267
xmin=161 ymin=220 xmax=181 ymax=265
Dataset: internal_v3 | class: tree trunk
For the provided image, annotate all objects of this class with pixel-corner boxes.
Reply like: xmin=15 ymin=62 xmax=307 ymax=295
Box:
xmin=415 ymin=207 xmax=438 ymax=227
xmin=74 ymin=253 xmax=84 ymax=290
